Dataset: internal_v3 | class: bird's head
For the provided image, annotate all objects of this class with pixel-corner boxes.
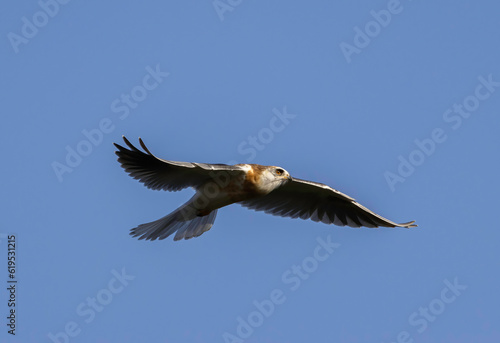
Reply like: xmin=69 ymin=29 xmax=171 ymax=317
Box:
xmin=271 ymin=166 xmax=291 ymax=181
xmin=258 ymin=166 xmax=291 ymax=193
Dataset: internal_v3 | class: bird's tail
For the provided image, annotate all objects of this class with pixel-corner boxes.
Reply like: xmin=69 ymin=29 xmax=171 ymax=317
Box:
xmin=130 ymin=204 xmax=218 ymax=241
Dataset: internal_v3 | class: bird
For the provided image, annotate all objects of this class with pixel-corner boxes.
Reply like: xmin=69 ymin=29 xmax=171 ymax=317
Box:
xmin=114 ymin=136 xmax=417 ymax=241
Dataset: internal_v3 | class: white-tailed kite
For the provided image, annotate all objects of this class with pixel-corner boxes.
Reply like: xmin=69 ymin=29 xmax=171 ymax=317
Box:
xmin=114 ymin=136 xmax=417 ymax=241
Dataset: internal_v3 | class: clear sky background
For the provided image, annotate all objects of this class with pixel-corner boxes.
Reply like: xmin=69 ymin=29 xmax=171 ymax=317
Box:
xmin=1 ymin=1 xmax=499 ymax=342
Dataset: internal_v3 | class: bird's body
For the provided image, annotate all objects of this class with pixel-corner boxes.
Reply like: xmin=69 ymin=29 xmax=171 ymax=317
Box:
xmin=114 ymin=137 xmax=417 ymax=241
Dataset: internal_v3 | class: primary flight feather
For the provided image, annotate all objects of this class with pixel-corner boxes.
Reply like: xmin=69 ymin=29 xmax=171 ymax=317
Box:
xmin=114 ymin=136 xmax=417 ymax=241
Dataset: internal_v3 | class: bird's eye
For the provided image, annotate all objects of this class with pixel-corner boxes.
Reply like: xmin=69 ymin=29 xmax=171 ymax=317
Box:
xmin=276 ymin=169 xmax=283 ymax=175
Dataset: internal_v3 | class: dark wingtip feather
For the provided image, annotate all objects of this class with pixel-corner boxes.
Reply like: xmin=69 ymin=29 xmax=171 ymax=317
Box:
xmin=122 ymin=136 xmax=139 ymax=151
xmin=139 ymin=137 xmax=154 ymax=155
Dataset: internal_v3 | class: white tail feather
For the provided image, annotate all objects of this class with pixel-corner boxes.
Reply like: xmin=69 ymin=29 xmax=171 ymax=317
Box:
xmin=130 ymin=206 xmax=218 ymax=241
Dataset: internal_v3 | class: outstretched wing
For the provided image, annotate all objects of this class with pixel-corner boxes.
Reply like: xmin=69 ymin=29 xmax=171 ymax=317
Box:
xmin=114 ymin=136 xmax=245 ymax=191
xmin=239 ymin=177 xmax=417 ymax=228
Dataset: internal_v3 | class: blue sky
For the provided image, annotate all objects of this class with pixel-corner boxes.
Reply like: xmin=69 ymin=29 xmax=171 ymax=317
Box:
xmin=1 ymin=1 xmax=500 ymax=342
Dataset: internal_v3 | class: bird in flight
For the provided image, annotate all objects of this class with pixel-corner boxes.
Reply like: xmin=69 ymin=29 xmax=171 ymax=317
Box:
xmin=114 ymin=136 xmax=417 ymax=241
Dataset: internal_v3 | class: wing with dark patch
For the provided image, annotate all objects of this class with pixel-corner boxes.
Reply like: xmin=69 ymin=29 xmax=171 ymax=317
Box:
xmin=239 ymin=177 xmax=417 ymax=228
xmin=114 ymin=136 xmax=245 ymax=191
